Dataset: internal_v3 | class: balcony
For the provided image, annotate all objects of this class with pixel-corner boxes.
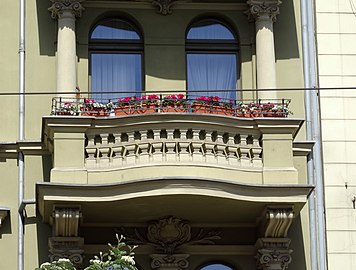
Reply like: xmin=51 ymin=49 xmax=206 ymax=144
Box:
xmin=43 ymin=94 xmax=303 ymax=186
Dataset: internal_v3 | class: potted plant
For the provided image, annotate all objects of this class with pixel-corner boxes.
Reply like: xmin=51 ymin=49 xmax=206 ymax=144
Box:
xmin=57 ymin=102 xmax=79 ymax=116
xmin=139 ymin=94 xmax=160 ymax=114
xmin=114 ymin=96 xmax=135 ymax=116
xmin=162 ymin=94 xmax=187 ymax=112
xmin=192 ymin=95 xmax=220 ymax=113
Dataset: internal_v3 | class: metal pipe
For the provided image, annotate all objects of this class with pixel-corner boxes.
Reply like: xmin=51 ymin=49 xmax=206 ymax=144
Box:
xmin=301 ymin=0 xmax=328 ymax=269
xmin=18 ymin=0 xmax=25 ymax=269
xmin=300 ymin=0 xmax=318 ymax=269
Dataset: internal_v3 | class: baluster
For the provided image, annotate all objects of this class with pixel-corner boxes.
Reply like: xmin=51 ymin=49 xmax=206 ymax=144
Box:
xmin=85 ymin=133 xmax=97 ymax=167
xmin=111 ymin=133 xmax=123 ymax=167
xmin=98 ymin=133 xmax=110 ymax=167
xmin=191 ymin=129 xmax=203 ymax=163
xmin=125 ymin=132 xmax=136 ymax=165
xmin=152 ymin=129 xmax=163 ymax=163
xmin=138 ymin=131 xmax=149 ymax=164
xmin=165 ymin=129 xmax=176 ymax=162
xmin=215 ymin=132 xmax=226 ymax=164
xmin=240 ymin=134 xmax=251 ymax=167
xmin=205 ymin=131 xmax=216 ymax=164
xmin=251 ymin=135 xmax=263 ymax=167
xmin=179 ymin=129 xmax=190 ymax=162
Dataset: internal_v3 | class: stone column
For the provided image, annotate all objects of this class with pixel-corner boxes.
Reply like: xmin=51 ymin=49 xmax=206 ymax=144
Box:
xmin=49 ymin=0 xmax=84 ymax=95
xmin=246 ymin=0 xmax=281 ymax=100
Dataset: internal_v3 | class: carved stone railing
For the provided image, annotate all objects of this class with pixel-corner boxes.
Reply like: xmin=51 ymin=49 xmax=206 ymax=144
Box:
xmin=85 ymin=128 xmax=262 ymax=170
xmin=43 ymin=114 xmax=303 ymax=185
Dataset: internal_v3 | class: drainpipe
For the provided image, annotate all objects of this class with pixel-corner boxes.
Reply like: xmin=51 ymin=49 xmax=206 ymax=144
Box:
xmin=18 ymin=0 xmax=25 ymax=269
xmin=307 ymin=1 xmax=328 ymax=269
xmin=301 ymin=0 xmax=327 ymax=269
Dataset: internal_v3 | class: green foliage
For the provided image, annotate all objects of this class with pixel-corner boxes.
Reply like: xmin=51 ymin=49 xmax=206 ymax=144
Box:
xmin=36 ymin=235 xmax=138 ymax=270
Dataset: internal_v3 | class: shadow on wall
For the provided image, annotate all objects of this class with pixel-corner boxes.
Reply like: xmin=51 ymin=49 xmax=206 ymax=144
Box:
xmin=34 ymin=213 xmax=52 ymax=265
xmin=288 ymin=215 xmax=307 ymax=270
xmin=36 ymin=0 xmax=56 ymax=56
xmin=0 ymin=214 xmax=12 ymax=239
xmin=42 ymin=154 xmax=52 ymax=183
xmin=274 ymin=0 xmax=299 ymax=60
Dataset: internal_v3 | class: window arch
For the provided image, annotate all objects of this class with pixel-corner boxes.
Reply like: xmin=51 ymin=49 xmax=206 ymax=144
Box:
xmin=89 ymin=17 xmax=143 ymax=100
xmin=186 ymin=18 xmax=239 ymax=100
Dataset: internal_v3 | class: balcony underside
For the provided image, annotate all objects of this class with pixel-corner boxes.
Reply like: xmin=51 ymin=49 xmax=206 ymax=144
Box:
xmin=37 ymin=177 xmax=312 ymax=226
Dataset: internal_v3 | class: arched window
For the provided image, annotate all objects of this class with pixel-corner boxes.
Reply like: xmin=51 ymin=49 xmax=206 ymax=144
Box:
xmin=186 ymin=18 xmax=239 ymax=100
xmin=199 ymin=263 xmax=235 ymax=270
xmin=89 ymin=18 xmax=143 ymax=100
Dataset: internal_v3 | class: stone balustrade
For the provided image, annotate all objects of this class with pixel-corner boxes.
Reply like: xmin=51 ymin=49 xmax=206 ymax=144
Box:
xmin=43 ymin=114 xmax=303 ymax=185
xmin=85 ymin=128 xmax=262 ymax=170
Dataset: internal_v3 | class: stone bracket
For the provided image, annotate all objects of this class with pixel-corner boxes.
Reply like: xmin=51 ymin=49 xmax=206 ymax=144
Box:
xmin=259 ymin=206 xmax=294 ymax=238
xmin=51 ymin=206 xmax=82 ymax=237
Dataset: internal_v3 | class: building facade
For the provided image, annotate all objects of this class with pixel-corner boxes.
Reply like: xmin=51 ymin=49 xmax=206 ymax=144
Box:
xmin=0 ymin=1 xmax=315 ymax=270
xmin=315 ymin=0 xmax=356 ymax=269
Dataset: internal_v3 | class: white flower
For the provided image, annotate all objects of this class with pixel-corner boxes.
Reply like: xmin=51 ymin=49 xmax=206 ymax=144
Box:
xmin=57 ymin=258 xmax=71 ymax=263
xmin=121 ymin=255 xmax=135 ymax=265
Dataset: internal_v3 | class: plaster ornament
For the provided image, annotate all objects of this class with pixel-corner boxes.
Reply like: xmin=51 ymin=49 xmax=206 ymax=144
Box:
xmin=246 ymin=0 xmax=282 ymax=22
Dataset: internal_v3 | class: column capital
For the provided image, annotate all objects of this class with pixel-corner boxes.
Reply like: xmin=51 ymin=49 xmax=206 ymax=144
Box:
xmin=49 ymin=0 xmax=85 ymax=19
xmin=246 ymin=0 xmax=282 ymax=22
xmin=49 ymin=237 xmax=84 ymax=268
xmin=255 ymin=238 xmax=292 ymax=270
xmin=150 ymin=254 xmax=190 ymax=270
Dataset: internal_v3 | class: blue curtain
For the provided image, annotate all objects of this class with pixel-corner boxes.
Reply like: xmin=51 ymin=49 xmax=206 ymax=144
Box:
xmin=187 ymin=22 xmax=235 ymax=40
xmin=91 ymin=53 xmax=142 ymax=100
xmin=187 ymin=53 xmax=237 ymax=100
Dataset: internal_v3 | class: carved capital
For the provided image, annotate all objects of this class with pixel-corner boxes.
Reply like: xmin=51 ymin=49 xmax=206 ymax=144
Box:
xmin=246 ymin=0 xmax=282 ymax=22
xmin=255 ymin=238 xmax=292 ymax=270
xmin=49 ymin=0 xmax=85 ymax=19
xmin=49 ymin=237 xmax=84 ymax=268
xmin=52 ymin=207 xmax=82 ymax=237
xmin=260 ymin=206 xmax=294 ymax=238
xmin=151 ymin=254 xmax=190 ymax=270
xmin=151 ymin=0 xmax=181 ymax=15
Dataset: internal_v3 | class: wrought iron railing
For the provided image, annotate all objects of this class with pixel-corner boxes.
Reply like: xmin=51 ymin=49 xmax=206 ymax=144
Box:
xmin=51 ymin=94 xmax=291 ymax=118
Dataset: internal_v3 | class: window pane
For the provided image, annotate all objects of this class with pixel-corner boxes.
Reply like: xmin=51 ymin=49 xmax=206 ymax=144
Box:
xmin=201 ymin=264 xmax=234 ymax=270
xmin=91 ymin=19 xmax=140 ymax=40
xmin=187 ymin=22 xmax=235 ymax=40
xmin=91 ymin=53 xmax=142 ymax=100
xmin=187 ymin=53 xmax=237 ymax=100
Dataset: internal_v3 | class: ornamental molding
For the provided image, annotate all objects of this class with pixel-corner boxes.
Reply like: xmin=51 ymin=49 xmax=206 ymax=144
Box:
xmin=51 ymin=207 xmax=82 ymax=237
xmin=150 ymin=254 xmax=190 ymax=270
xmin=255 ymin=238 xmax=292 ymax=270
xmin=119 ymin=216 xmax=221 ymax=254
xmin=246 ymin=0 xmax=282 ymax=22
xmin=48 ymin=0 xmax=85 ymax=19
xmin=150 ymin=0 xmax=187 ymax=15
xmin=49 ymin=237 xmax=84 ymax=268
xmin=259 ymin=206 xmax=294 ymax=238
